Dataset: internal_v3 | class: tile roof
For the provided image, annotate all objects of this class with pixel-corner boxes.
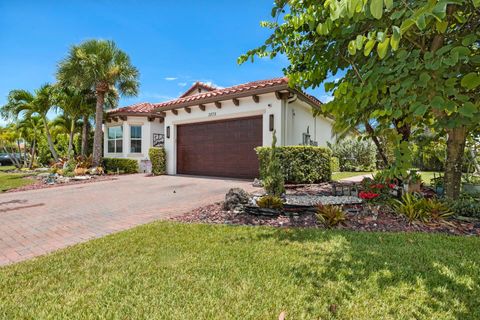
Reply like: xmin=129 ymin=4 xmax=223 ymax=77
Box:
xmin=107 ymin=102 xmax=155 ymax=115
xmin=107 ymin=77 xmax=323 ymax=116
xmin=179 ymin=82 xmax=219 ymax=98
xmin=152 ymin=77 xmax=289 ymax=110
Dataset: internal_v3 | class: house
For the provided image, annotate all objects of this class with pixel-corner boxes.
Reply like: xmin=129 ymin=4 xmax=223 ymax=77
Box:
xmin=104 ymin=77 xmax=335 ymax=178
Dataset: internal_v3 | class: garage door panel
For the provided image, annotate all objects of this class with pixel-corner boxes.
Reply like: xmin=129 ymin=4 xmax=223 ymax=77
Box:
xmin=177 ymin=116 xmax=262 ymax=179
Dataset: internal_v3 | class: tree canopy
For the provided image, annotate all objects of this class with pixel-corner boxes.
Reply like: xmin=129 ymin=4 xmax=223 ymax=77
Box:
xmin=240 ymin=0 xmax=479 ymax=198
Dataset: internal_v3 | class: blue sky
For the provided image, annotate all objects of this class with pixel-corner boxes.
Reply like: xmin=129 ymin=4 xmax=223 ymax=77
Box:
xmin=0 ymin=0 xmax=338 ymax=124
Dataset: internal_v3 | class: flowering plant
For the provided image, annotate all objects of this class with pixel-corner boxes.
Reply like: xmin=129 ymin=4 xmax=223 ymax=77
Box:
xmin=360 ymin=176 xmax=397 ymax=203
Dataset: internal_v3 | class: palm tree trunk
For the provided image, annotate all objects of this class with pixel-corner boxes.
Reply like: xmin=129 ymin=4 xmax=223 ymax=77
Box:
xmin=67 ymin=120 xmax=75 ymax=160
xmin=92 ymin=89 xmax=106 ymax=167
xmin=29 ymin=139 xmax=36 ymax=169
xmin=81 ymin=115 xmax=89 ymax=156
xmin=444 ymin=127 xmax=468 ymax=199
xmin=42 ymin=115 xmax=59 ymax=162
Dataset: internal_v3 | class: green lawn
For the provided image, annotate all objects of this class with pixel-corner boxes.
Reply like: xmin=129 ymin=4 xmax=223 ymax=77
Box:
xmin=1 ymin=222 xmax=479 ymax=319
xmin=0 ymin=166 xmax=35 ymax=192
xmin=332 ymin=171 xmax=373 ymax=181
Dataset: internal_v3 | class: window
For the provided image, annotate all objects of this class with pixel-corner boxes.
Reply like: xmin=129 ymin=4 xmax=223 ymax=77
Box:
xmin=107 ymin=126 xmax=123 ymax=153
xmin=130 ymin=125 xmax=142 ymax=153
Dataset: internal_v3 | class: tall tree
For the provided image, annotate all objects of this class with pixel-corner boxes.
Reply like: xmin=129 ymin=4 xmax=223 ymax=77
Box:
xmin=240 ymin=0 xmax=479 ymax=199
xmin=57 ymin=39 xmax=139 ymax=167
xmin=1 ymin=84 xmax=59 ymax=162
xmin=17 ymin=116 xmax=43 ymax=168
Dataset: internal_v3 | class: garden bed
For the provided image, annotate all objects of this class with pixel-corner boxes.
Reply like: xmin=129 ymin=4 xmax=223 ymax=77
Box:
xmin=5 ymin=175 xmax=117 ymax=193
xmin=172 ymin=201 xmax=480 ymax=236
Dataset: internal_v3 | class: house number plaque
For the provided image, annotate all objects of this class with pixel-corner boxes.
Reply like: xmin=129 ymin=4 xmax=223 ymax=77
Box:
xmin=208 ymin=112 xmax=216 ymax=117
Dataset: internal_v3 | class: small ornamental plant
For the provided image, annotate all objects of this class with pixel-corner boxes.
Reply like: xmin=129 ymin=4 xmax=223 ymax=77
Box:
xmin=359 ymin=176 xmax=397 ymax=203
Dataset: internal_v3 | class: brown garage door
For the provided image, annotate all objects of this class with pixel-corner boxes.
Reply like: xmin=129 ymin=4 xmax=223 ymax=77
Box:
xmin=177 ymin=116 xmax=262 ymax=179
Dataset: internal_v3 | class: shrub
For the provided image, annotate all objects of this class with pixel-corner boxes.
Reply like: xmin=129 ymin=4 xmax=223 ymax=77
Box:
xmin=393 ymin=193 xmax=429 ymax=222
xmin=256 ymin=195 xmax=284 ymax=209
xmin=103 ymin=158 xmax=139 ymax=174
xmin=329 ymin=137 xmax=376 ymax=172
xmin=316 ymin=204 xmax=346 ymax=228
xmin=262 ymin=130 xmax=285 ymax=196
xmin=256 ymin=145 xmax=332 ymax=184
xmin=418 ymin=198 xmax=453 ymax=221
xmin=149 ymin=147 xmax=166 ymax=175
xmin=444 ymin=193 xmax=480 ymax=219
xmin=330 ymin=156 xmax=340 ymax=172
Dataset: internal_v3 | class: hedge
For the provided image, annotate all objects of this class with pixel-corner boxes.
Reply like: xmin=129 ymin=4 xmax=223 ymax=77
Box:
xmin=256 ymin=146 xmax=332 ymax=184
xmin=149 ymin=147 xmax=166 ymax=175
xmin=103 ymin=158 xmax=139 ymax=174
xmin=331 ymin=156 xmax=340 ymax=172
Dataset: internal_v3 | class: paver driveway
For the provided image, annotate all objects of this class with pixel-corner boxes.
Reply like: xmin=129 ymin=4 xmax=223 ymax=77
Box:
xmin=0 ymin=174 xmax=258 ymax=266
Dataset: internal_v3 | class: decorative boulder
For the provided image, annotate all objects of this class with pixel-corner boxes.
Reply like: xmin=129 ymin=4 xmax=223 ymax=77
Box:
xmin=252 ymin=178 xmax=263 ymax=188
xmin=224 ymin=188 xmax=250 ymax=211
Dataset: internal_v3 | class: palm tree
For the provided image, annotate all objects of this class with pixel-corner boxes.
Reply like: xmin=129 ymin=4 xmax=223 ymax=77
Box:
xmin=1 ymin=84 xmax=59 ymax=162
xmin=51 ymin=112 xmax=81 ymax=159
xmin=17 ymin=116 xmax=43 ymax=168
xmin=53 ymin=85 xmax=88 ymax=159
xmin=57 ymin=39 xmax=139 ymax=167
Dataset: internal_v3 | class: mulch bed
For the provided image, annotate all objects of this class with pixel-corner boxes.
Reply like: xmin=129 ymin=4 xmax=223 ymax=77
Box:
xmin=5 ymin=176 xmax=117 ymax=193
xmin=171 ymin=202 xmax=480 ymax=236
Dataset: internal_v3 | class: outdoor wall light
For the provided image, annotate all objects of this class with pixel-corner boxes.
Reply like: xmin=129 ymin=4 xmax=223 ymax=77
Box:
xmin=269 ymin=114 xmax=274 ymax=132
xmin=166 ymin=126 xmax=170 ymax=139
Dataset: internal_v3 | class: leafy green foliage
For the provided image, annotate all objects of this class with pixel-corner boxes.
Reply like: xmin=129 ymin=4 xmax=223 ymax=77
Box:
xmin=330 ymin=156 xmax=340 ymax=172
xmin=148 ymin=147 xmax=166 ymax=175
xmin=329 ymin=138 xmax=376 ymax=171
xmin=240 ymin=0 xmax=479 ymax=198
xmin=393 ymin=193 xmax=429 ymax=222
xmin=444 ymin=193 xmax=480 ymax=219
xmin=257 ymin=145 xmax=332 ymax=184
xmin=262 ymin=131 xmax=285 ymax=196
xmin=256 ymin=195 xmax=284 ymax=210
xmin=103 ymin=158 xmax=139 ymax=174
xmin=316 ymin=204 xmax=346 ymax=228
xmin=419 ymin=198 xmax=454 ymax=220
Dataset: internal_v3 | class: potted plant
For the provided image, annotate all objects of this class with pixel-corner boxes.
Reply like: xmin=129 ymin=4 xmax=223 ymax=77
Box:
xmin=430 ymin=174 xmax=444 ymax=197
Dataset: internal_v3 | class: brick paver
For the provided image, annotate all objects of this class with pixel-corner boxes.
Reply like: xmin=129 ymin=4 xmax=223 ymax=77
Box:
xmin=0 ymin=174 xmax=258 ymax=266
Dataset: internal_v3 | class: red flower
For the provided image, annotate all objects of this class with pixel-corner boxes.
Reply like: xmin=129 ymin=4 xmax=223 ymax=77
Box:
xmin=389 ymin=183 xmax=396 ymax=189
xmin=359 ymin=191 xmax=380 ymax=200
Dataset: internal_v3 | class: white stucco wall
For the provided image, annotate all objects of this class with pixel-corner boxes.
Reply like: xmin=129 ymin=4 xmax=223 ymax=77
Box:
xmin=104 ymin=92 xmax=336 ymax=175
xmin=285 ymin=99 xmax=335 ymax=147
xmin=163 ymin=93 xmax=282 ymax=175
xmin=103 ymin=116 xmax=165 ymax=168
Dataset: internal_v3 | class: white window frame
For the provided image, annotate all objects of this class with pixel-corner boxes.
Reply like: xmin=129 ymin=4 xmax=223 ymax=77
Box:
xmin=107 ymin=126 xmax=123 ymax=154
xmin=130 ymin=125 xmax=142 ymax=153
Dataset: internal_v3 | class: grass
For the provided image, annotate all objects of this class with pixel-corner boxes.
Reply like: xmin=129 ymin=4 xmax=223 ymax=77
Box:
xmin=1 ymin=222 xmax=479 ymax=319
xmin=332 ymin=171 xmax=373 ymax=181
xmin=0 ymin=166 xmax=35 ymax=192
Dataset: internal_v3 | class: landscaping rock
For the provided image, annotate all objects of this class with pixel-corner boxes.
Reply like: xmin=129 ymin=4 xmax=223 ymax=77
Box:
xmin=224 ymin=188 xmax=250 ymax=211
xmin=285 ymin=195 xmax=363 ymax=206
xmin=252 ymin=178 xmax=263 ymax=188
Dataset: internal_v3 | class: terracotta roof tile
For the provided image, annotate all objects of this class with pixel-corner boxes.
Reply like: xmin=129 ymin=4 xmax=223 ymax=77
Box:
xmin=152 ymin=77 xmax=288 ymax=109
xmin=107 ymin=102 xmax=155 ymax=115
xmin=107 ymin=77 xmax=325 ymax=116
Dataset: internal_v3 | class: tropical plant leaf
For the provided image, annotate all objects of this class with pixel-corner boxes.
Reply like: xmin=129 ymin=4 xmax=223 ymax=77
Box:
xmin=461 ymin=73 xmax=480 ymax=90
xmin=391 ymin=26 xmax=401 ymax=50
xmin=377 ymin=37 xmax=390 ymax=59
xmin=370 ymin=0 xmax=383 ymax=19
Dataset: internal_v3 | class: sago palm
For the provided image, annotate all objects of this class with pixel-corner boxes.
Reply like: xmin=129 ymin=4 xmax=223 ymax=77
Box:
xmin=57 ymin=39 xmax=139 ymax=167
xmin=1 ymin=84 xmax=59 ymax=162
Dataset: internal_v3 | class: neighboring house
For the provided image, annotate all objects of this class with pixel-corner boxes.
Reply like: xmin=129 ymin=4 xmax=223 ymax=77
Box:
xmin=104 ymin=77 xmax=335 ymax=178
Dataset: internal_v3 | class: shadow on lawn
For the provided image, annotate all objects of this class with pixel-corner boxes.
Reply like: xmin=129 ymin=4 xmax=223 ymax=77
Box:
xmin=254 ymin=228 xmax=479 ymax=319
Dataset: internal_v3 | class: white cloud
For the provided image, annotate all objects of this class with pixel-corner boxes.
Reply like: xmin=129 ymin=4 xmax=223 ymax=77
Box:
xmin=164 ymin=77 xmax=178 ymax=81
xmin=178 ymin=82 xmax=187 ymax=87
xmin=198 ymin=80 xmax=224 ymax=89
